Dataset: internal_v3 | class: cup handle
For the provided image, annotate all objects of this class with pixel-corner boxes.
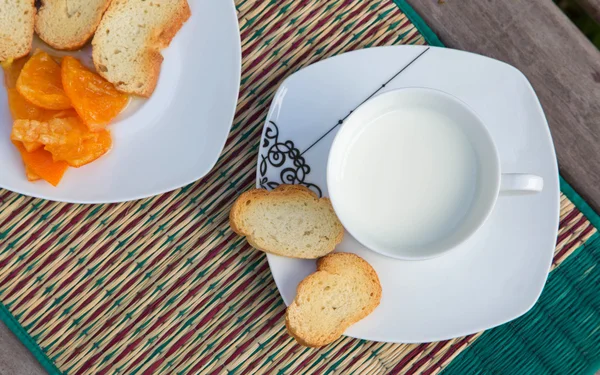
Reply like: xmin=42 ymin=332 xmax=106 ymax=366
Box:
xmin=500 ymin=173 xmax=544 ymax=195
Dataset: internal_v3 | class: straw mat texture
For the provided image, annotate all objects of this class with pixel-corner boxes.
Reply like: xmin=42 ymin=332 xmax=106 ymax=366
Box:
xmin=0 ymin=1 xmax=597 ymax=374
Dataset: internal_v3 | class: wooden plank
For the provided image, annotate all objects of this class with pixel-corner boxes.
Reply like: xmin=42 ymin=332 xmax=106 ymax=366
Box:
xmin=574 ymin=0 xmax=600 ymax=24
xmin=0 ymin=322 xmax=46 ymax=375
xmin=405 ymin=0 xmax=600 ymax=213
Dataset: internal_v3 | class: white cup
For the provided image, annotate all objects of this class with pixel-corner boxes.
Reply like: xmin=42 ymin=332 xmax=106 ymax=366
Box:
xmin=327 ymin=87 xmax=543 ymax=260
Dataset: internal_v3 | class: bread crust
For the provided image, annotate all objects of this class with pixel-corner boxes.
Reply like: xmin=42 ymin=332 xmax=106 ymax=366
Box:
xmin=35 ymin=0 xmax=112 ymax=50
xmin=0 ymin=0 xmax=36 ymax=61
xmin=286 ymin=253 xmax=382 ymax=347
xmin=91 ymin=0 xmax=191 ymax=97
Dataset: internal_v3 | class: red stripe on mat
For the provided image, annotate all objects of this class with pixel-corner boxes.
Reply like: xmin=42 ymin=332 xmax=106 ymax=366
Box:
xmin=240 ymin=333 xmax=293 ymax=375
xmin=207 ymin=309 xmax=287 ymax=375
xmin=289 ymin=347 xmax=328 ymax=375
xmin=62 ymin=230 xmax=242 ymax=363
xmin=152 ymin=261 xmax=272 ymax=362
xmin=311 ymin=339 xmax=358 ymax=375
xmin=1 ymin=202 xmax=72 ymax=265
xmin=22 ymin=203 xmax=147 ymax=327
xmin=4 ymin=204 xmax=96 ymax=302
xmin=309 ymin=5 xmax=404 ymax=63
xmin=388 ymin=343 xmax=430 ymax=373
xmin=556 ymin=215 xmax=588 ymax=245
xmin=240 ymin=1 xmax=322 ymax=80
xmin=332 ymin=342 xmax=374 ymax=374
xmin=133 ymin=278 xmax=275 ymax=374
xmin=240 ymin=1 xmax=308 ymax=44
xmin=377 ymin=20 xmax=411 ymax=46
xmin=405 ymin=340 xmax=450 ymax=375
xmin=99 ymin=251 xmax=266 ymax=374
xmin=403 ymin=30 xmax=422 ymax=44
xmin=71 ymin=231 xmax=246 ymax=373
xmin=32 ymin=168 xmax=254 ymax=340
xmin=0 ymin=196 xmax=35 ymax=230
xmin=99 ymin=248 xmax=263 ymax=374
xmin=51 ymin=203 xmax=246 ymax=354
xmin=239 ymin=1 xmax=373 ymax=102
xmin=140 ymin=282 xmax=278 ymax=375
xmin=559 ymin=209 xmax=580 ymax=227
xmin=180 ymin=293 xmax=282 ymax=375
xmin=0 ymin=190 xmax=16 ymax=203
xmin=420 ymin=336 xmax=473 ymax=375
xmin=16 ymin=206 xmax=109 ymax=295
xmin=554 ymin=224 xmax=595 ymax=264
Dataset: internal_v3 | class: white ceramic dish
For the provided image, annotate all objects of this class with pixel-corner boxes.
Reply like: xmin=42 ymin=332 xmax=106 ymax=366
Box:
xmin=257 ymin=46 xmax=559 ymax=343
xmin=0 ymin=0 xmax=241 ymax=203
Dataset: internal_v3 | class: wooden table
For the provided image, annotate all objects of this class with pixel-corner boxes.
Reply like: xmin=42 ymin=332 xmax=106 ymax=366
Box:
xmin=2 ymin=1 xmax=599 ymax=373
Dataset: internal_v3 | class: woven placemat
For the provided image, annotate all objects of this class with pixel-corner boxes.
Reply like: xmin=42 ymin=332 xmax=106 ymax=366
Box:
xmin=0 ymin=1 xmax=597 ymax=374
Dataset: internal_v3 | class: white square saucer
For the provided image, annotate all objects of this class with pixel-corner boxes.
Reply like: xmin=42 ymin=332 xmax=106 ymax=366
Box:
xmin=257 ymin=46 xmax=559 ymax=343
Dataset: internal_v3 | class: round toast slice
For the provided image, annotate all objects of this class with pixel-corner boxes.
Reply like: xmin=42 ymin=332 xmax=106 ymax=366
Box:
xmin=286 ymin=253 xmax=382 ymax=347
xmin=230 ymin=185 xmax=344 ymax=259
xmin=91 ymin=0 xmax=191 ymax=97
xmin=35 ymin=0 xmax=112 ymax=51
xmin=0 ymin=0 xmax=35 ymax=61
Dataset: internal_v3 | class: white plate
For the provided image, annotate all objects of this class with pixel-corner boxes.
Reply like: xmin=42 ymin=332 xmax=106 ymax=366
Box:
xmin=0 ymin=0 xmax=241 ymax=203
xmin=257 ymin=46 xmax=559 ymax=343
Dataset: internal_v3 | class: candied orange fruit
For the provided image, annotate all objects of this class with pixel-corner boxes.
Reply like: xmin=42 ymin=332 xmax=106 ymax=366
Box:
xmin=7 ymin=88 xmax=77 ymax=122
xmin=25 ymin=166 xmax=41 ymax=182
xmin=13 ymin=141 xmax=68 ymax=186
xmin=2 ymin=57 xmax=28 ymax=89
xmin=12 ymin=117 xmax=112 ymax=168
xmin=46 ymin=128 xmax=112 ymax=167
xmin=8 ymin=88 xmax=47 ymax=120
xmin=61 ymin=56 xmax=128 ymax=131
xmin=11 ymin=118 xmax=74 ymax=146
xmin=16 ymin=52 xmax=72 ymax=110
xmin=5 ymin=53 xmax=125 ymax=186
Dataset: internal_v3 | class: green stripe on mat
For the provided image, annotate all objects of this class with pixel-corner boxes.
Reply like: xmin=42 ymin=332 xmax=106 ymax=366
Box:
xmin=392 ymin=0 xmax=444 ymax=47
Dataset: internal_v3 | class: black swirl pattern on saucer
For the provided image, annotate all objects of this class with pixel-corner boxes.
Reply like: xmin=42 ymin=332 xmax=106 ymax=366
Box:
xmin=259 ymin=121 xmax=322 ymax=197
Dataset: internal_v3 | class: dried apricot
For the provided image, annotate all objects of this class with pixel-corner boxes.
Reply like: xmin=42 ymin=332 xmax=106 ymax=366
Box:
xmin=61 ymin=56 xmax=128 ymax=131
xmin=13 ymin=141 xmax=68 ymax=186
xmin=16 ymin=52 xmax=72 ymax=110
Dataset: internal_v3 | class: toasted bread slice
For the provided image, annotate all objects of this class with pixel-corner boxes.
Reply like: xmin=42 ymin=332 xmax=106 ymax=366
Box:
xmin=91 ymin=0 xmax=191 ymax=97
xmin=0 ymin=0 xmax=35 ymax=61
xmin=35 ymin=0 xmax=112 ymax=50
xmin=230 ymin=185 xmax=344 ymax=259
xmin=286 ymin=253 xmax=382 ymax=347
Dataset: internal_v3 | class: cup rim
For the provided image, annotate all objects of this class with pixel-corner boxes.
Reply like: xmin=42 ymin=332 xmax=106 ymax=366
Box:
xmin=326 ymin=86 xmax=501 ymax=260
